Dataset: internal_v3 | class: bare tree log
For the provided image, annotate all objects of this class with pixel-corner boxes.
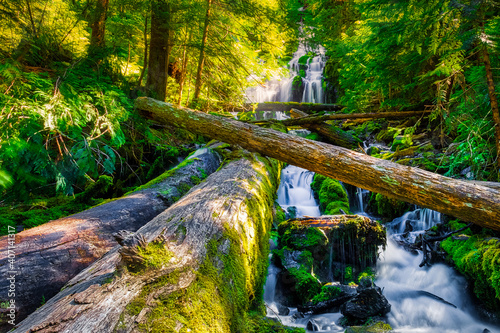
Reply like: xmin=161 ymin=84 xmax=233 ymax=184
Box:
xmin=0 ymin=149 xmax=221 ymax=330
xmin=288 ymin=108 xmax=360 ymax=149
xmin=277 ymin=110 xmax=431 ymax=126
xmin=12 ymin=155 xmax=280 ymax=333
xmin=135 ymin=97 xmax=500 ymax=231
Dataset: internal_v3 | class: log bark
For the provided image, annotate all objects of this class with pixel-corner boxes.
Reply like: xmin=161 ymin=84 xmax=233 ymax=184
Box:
xmin=12 ymin=155 xmax=280 ymax=333
xmin=135 ymin=97 xmax=500 ymax=231
xmin=288 ymin=108 xmax=360 ymax=149
xmin=0 ymin=149 xmax=221 ymax=330
xmin=232 ymin=102 xmax=343 ymax=113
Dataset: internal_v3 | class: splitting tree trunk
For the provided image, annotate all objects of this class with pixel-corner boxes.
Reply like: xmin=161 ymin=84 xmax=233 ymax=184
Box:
xmin=12 ymin=155 xmax=280 ymax=333
xmin=136 ymin=97 xmax=500 ymax=231
xmin=0 ymin=150 xmax=221 ymax=330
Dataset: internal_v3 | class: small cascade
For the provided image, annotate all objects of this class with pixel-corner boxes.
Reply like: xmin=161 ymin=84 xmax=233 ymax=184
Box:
xmin=389 ymin=208 xmax=441 ymax=243
xmin=277 ymin=165 xmax=321 ymax=217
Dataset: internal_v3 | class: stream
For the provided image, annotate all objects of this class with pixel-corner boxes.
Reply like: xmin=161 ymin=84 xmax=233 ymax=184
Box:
xmin=266 ymin=166 xmax=499 ymax=332
xmin=251 ymin=41 xmax=499 ymax=332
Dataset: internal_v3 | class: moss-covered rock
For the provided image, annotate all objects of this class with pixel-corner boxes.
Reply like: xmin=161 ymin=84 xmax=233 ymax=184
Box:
xmin=274 ymin=216 xmax=386 ymax=305
xmin=441 ymin=234 xmax=500 ymax=312
xmin=367 ymin=192 xmax=410 ymax=220
xmin=310 ymin=174 xmax=350 ymax=215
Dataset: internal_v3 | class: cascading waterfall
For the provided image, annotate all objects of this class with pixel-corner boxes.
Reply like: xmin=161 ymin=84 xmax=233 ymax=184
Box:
xmin=246 ymin=43 xmax=327 ymax=104
xmin=276 ymin=165 xmax=321 ymax=217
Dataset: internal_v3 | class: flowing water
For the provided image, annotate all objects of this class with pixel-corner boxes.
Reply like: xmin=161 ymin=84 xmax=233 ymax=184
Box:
xmin=267 ymin=170 xmax=499 ymax=332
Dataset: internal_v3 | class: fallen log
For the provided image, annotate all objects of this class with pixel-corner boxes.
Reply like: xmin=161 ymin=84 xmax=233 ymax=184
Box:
xmin=276 ymin=110 xmax=431 ymax=126
xmin=288 ymin=108 xmax=360 ymax=149
xmin=232 ymin=102 xmax=343 ymax=113
xmin=0 ymin=148 xmax=221 ymax=330
xmin=12 ymin=155 xmax=280 ymax=333
xmin=135 ymin=97 xmax=500 ymax=231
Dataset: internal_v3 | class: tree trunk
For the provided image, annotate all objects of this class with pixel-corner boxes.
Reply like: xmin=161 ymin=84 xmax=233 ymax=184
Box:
xmin=288 ymin=108 xmax=360 ymax=149
xmin=89 ymin=0 xmax=109 ymax=51
xmin=11 ymin=155 xmax=279 ymax=333
xmin=177 ymin=28 xmax=191 ymax=106
xmin=145 ymin=1 xmax=169 ymax=101
xmin=0 ymin=150 xmax=221 ymax=331
xmin=193 ymin=0 xmax=212 ymax=103
xmin=137 ymin=15 xmax=148 ymax=87
xmin=135 ymin=97 xmax=500 ymax=231
xmin=232 ymin=102 xmax=344 ymax=113
xmin=482 ymin=46 xmax=500 ymax=176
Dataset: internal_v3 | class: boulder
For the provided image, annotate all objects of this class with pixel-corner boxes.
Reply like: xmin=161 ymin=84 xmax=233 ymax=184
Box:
xmin=341 ymin=284 xmax=391 ymax=321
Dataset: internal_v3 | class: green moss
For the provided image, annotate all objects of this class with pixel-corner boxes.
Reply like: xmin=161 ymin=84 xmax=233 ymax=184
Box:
xmin=311 ymin=284 xmax=342 ymax=304
xmin=369 ymin=192 xmax=409 ymax=219
xmin=136 ymin=241 xmax=174 ymax=270
xmin=288 ymin=267 xmax=322 ymax=304
xmin=310 ymin=174 xmax=350 ymax=215
xmin=345 ymin=321 xmax=393 ymax=332
xmin=278 ymin=220 xmax=329 ymax=250
xmin=442 ymin=234 xmax=500 ymax=312
xmin=305 ymin=132 xmax=320 ymax=141
xmin=247 ymin=313 xmax=305 ymax=332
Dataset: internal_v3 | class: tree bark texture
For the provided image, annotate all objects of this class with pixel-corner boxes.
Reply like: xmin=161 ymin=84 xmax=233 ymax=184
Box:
xmin=12 ymin=155 xmax=280 ymax=333
xmin=193 ymin=0 xmax=212 ymax=101
xmin=89 ymin=0 xmax=109 ymax=50
xmin=135 ymin=97 xmax=500 ymax=231
xmin=288 ymin=108 xmax=360 ymax=149
xmin=0 ymin=149 xmax=221 ymax=330
xmin=146 ymin=1 xmax=169 ymax=101
xmin=482 ymin=46 xmax=500 ymax=173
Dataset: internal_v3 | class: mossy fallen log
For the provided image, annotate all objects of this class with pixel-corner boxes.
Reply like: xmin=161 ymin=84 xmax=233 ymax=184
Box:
xmin=11 ymin=154 xmax=281 ymax=333
xmin=135 ymin=97 xmax=500 ymax=231
xmin=287 ymin=108 xmax=360 ymax=149
xmin=0 ymin=149 xmax=221 ymax=331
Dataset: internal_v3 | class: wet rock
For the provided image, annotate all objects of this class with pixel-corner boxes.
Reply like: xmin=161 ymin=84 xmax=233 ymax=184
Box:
xmin=341 ymin=285 xmax=391 ymax=321
xmin=292 ymin=312 xmax=305 ymax=320
xmin=286 ymin=206 xmax=297 ymax=219
xmin=306 ymin=319 xmax=321 ymax=331
xmin=277 ymin=304 xmax=290 ymax=316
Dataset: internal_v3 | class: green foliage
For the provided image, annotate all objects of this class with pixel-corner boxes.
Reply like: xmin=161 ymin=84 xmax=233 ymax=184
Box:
xmin=247 ymin=313 xmax=305 ymax=333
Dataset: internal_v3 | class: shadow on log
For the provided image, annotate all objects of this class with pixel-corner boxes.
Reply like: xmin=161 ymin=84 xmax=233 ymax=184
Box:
xmin=0 ymin=149 xmax=221 ymax=331
xmin=11 ymin=154 xmax=280 ymax=333
xmin=135 ymin=97 xmax=500 ymax=231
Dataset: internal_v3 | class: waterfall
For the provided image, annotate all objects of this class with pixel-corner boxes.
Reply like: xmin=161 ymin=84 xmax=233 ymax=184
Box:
xmin=246 ymin=43 xmax=326 ymax=104
xmin=276 ymin=165 xmax=321 ymax=217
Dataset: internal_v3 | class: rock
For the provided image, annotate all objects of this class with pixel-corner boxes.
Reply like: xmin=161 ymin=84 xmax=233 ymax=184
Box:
xmin=277 ymin=304 xmax=290 ymax=316
xmin=341 ymin=286 xmax=391 ymax=321
xmin=286 ymin=206 xmax=297 ymax=219
xmin=292 ymin=312 xmax=305 ymax=320
xmin=306 ymin=319 xmax=321 ymax=331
